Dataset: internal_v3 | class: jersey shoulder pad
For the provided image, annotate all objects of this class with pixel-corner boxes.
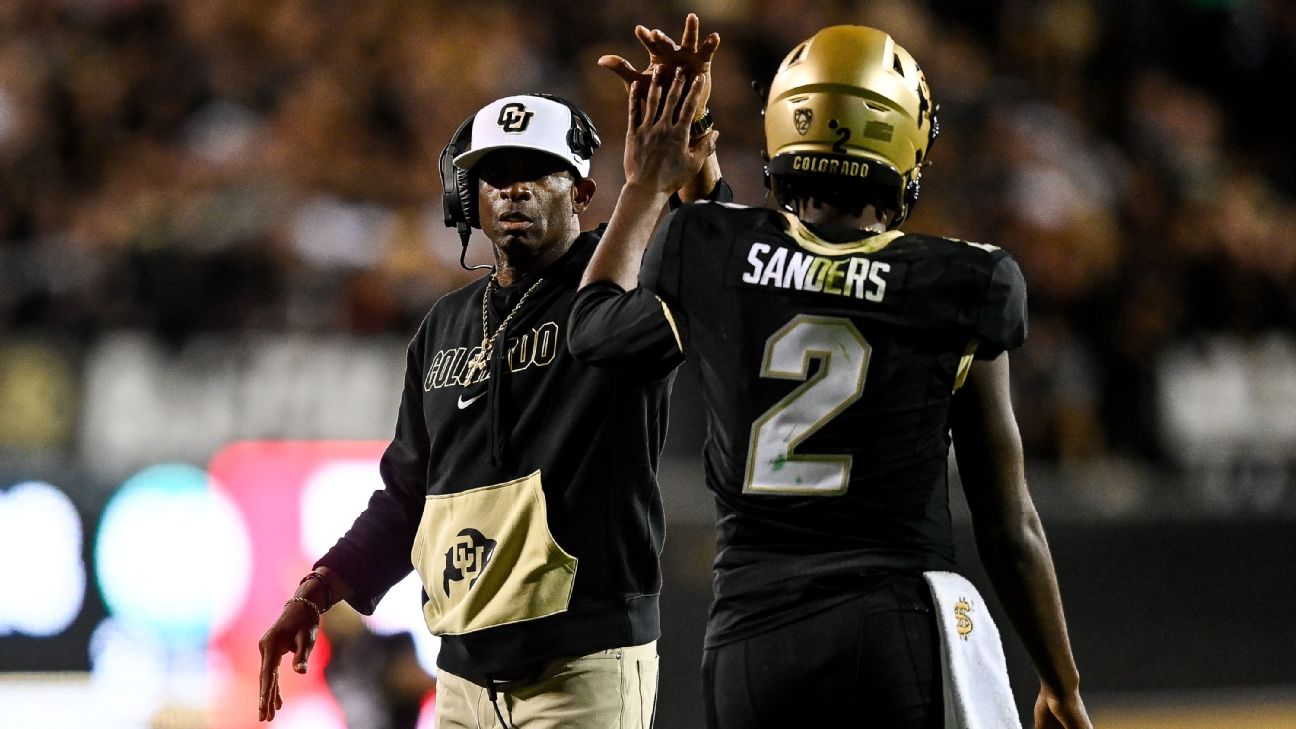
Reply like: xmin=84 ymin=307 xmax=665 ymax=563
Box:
xmin=696 ymin=199 xmax=753 ymax=210
xmin=672 ymin=199 xmax=780 ymax=234
xmin=675 ymin=198 xmax=759 ymax=222
xmin=964 ymin=242 xmax=1026 ymax=357
xmin=889 ymin=232 xmax=1026 ymax=357
xmin=892 ymin=232 xmax=1006 ymax=262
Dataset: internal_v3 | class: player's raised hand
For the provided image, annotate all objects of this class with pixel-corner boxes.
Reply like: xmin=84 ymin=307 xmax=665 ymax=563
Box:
xmin=624 ymin=66 xmax=716 ymax=195
xmin=599 ymin=13 xmax=720 ymax=112
xmin=1034 ymin=685 xmax=1092 ymax=729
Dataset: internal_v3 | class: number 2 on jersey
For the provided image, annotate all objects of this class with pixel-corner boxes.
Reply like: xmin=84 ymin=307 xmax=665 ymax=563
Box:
xmin=743 ymin=315 xmax=871 ymax=496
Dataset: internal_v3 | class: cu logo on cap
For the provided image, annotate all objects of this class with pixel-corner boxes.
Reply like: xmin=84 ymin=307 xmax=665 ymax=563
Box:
xmin=497 ymin=103 xmax=534 ymax=133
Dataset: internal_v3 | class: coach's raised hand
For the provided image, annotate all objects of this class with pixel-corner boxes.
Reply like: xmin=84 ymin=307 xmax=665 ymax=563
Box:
xmin=601 ymin=13 xmax=721 ymax=203
xmin=599 ymin=13 xmax=719 ymax=115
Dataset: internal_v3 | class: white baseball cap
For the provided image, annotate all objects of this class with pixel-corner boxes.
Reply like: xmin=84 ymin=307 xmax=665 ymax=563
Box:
xmin=453 ymin=95 xmax=595 ymax=178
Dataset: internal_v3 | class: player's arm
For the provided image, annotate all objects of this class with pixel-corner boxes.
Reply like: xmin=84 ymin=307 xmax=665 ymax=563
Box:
xmin=599 ymin=13 xmax=722 ymax=202
xmin=582 ymin=65 xmax=713 ymax=292
xmin=569 ymin=210 xmax=685 ymax=371
xmin=950 ymin=354 xmax=1092 ymax=729
xmin=571 ymin=70 xmax=708 ymax=372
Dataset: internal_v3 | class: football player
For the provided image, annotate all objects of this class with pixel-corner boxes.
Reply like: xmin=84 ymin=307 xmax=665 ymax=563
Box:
xmin=570 ymin=25 xmax=1092 ymax=729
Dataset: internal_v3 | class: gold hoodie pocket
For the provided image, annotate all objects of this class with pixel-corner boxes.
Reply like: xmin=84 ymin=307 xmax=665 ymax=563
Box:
xmin=409 ymin=470 xmax=578 ymax=636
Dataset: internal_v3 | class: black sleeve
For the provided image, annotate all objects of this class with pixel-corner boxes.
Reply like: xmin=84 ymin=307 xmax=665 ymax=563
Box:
xmin=316 ymin=321 xmax=429 ymax=613
xmin=568 ymin=209 xmax=691 ymax=374
xmin=568 ymin=281 xmax=684 ymax=374
xmin=668 ymin=177 xmax=734 ymax=210
xmin=638 ymin=207 xmax=685 ymax=314
xmin=973 ymin=252 xmax=1028 ymax=359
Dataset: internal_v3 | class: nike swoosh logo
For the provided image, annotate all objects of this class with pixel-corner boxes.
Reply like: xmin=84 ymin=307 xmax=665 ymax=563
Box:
xmin=457 ymin=392 xmax=485 ymax=409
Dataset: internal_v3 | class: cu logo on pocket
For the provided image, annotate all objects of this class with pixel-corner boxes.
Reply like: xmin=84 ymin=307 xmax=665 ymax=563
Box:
xmin=443 ymin=528 xmax=497 ymax=596
xmin=497 ymin=103 xmax=534 ymax=133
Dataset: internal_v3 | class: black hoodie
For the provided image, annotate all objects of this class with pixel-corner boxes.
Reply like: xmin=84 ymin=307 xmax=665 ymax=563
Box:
xmin=315 ymin=228 xmax=685 ymax=684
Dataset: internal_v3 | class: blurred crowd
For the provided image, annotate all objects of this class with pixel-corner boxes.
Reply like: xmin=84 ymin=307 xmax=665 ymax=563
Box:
xmin=1 ymin=0 xmax=1294 ymax=472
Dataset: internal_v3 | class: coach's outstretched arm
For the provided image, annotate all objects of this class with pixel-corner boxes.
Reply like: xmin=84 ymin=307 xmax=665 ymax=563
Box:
xmin=950 ymin=354 xmax=1093 ymax=729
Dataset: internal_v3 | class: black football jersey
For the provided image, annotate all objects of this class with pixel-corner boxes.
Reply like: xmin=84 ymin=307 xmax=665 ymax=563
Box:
xmin=636 ymin=202 xmax=1027 ymax=644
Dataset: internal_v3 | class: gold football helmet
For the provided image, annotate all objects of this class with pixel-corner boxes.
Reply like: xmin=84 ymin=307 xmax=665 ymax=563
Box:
xmin=764 ymin=25 xmax=938 ymax=227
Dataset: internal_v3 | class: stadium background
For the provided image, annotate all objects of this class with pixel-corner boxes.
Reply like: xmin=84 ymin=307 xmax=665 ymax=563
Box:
xmin=1 ymin=0 xmax=1293 ymax=727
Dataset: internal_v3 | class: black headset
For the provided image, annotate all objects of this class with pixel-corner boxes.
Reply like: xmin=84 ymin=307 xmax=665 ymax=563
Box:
xmin=439 ymin=93 xmax=602 ymax=271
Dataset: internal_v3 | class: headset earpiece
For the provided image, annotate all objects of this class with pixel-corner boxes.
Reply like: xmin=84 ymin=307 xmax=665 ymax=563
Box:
xmin=439 ymin=115 xmax=493 ymax=271
xmin=455 ymin=165 xmax=477 ymax=228
xmin=531 ymin=92 xmax=601 ymax=164
xmin=440 ymin=116 xmax=477 ymax=230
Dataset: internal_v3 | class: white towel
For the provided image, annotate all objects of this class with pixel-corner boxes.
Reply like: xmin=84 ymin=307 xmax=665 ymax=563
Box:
xmin=923 ymin=570 xmax=1022 ymax=729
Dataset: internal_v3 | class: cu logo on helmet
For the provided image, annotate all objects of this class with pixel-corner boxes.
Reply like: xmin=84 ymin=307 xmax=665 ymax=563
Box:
xmin=497 ymin=103 xmax=534 ymax=133
xmin=794 ymin=108 xmax=813 ymax=136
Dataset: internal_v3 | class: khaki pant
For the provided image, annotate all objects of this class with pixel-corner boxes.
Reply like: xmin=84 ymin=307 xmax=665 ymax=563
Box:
xmin=435 ymin=641 xmax=659 ymax=729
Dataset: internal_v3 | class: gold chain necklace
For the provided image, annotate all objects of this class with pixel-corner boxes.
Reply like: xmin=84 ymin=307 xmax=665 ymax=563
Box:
xmin=463 ymin=275 xmax=544 ymax=385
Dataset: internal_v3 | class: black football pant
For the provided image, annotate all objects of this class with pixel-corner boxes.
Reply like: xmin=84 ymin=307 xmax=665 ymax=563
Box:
xmin=702 ymin=575 xmax=943 ymax=729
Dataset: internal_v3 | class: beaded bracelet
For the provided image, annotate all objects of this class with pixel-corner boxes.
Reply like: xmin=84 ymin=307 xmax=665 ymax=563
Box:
xmin=284 ymin=596 xmax=325 ymax=617
xmin=298 ymin=569 xmax=332 ymax=605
